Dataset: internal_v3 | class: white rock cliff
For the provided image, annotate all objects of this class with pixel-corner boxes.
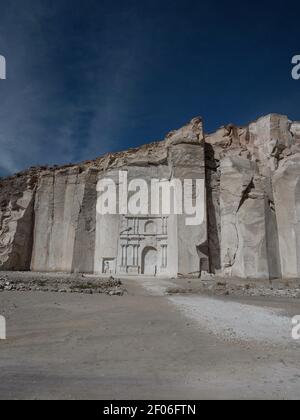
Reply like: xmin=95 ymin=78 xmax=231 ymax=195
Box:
xmin=1 ymin=114 xmax=300 ymax=279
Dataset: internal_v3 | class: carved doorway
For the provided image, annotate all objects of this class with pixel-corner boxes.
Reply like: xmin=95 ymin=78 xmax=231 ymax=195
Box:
xmin=141 ymin=246 xmax=157 ymax=275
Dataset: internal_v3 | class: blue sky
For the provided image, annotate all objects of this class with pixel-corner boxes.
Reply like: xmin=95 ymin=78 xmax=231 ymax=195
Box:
xmin=0 ymin=0 xmax=300 ymax=176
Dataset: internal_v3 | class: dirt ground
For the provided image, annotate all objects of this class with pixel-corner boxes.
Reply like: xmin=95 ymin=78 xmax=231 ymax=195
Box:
xmin=0 ymin=275 xmax=300 ymax=400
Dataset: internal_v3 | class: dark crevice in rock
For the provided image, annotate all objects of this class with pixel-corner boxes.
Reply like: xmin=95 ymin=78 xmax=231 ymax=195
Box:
xmin=205 ymin=143 xmax=221 ymax=273
xmin=268 ymin=199 xmax=276 ymax=212
xmin=237 ymin=179 xmax=255 ymax=212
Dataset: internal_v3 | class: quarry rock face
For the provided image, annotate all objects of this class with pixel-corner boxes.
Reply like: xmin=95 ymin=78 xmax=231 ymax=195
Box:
xmin=1 ymin=114 xmax=300 ymax=279
xmin=30 ymin=168 xmax=98 ymax=273
xmin=206 ymin=114 xmax=300 ymax=279
xmin=0 ymin=171 xmax=37 ymax=270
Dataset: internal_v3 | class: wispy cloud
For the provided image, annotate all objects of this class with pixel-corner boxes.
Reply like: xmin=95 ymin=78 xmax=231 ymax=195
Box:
xmin=1 ymin=0 xmax=299 ymax=176
xmin=0 ymin=2 xmax=89 ymax=175
xmin=0 ymin=1 xmax=151 ymax=175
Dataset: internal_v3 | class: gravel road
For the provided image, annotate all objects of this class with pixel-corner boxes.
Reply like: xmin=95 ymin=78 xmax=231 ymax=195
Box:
xmin=0 ymin=275 xmax=300 ymax=400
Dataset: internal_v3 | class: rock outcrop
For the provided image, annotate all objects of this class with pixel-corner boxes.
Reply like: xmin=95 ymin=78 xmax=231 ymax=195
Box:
xmin=0 ymin=170 xmax=37 ymax=270
xmin=1 ymin=113 xmax=300 ymax=279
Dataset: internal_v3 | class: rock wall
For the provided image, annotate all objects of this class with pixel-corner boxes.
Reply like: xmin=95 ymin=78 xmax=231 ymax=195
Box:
xmin=166 ymin=119 xmax=207 ymax=276
xmin=30 ymin=167 xmax=98 ymax=273
xmin=94 ymin=117 xmax=207 ymax=277
xmin=1 ymin=113 xmax=300 ymax=278
xmin=0 ymin=170 xmax=37 ymax=270
xmin=273 ymin=154 xmax=300 ymax=278
xmin=206 ymin=113 xmax=300 ymax=279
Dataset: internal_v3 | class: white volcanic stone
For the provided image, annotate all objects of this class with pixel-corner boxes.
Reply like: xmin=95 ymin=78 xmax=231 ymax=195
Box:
xmin=273 ymin=154 xmax=300 ymax=278
xmin=1 ymin=114 xmax=300 ymax=279
xmin=31 ymin=168 xmax=96 ymax=272
xmin=166 ymin=117 xmax=204 ymax=146
xmin=219 ymin=156 xmax=271 ymax=278
xmin=0 ymin=173 xmax=36 ymax=270
xmin=248 ymin=114 xmax=294 ymax=176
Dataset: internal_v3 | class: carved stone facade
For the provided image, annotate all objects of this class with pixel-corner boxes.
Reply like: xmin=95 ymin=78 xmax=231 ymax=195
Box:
xmin=116 ymin=216 xmax=168 ymax=276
